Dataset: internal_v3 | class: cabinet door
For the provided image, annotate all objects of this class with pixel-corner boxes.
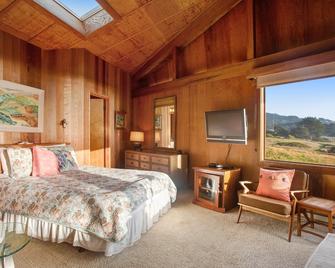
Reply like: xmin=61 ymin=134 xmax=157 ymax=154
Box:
xmin=194 ymin=172 xmax=220 ymax=208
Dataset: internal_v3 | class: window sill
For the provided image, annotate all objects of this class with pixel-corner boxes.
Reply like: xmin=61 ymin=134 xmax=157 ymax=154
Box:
xmin=260 ymin=159 xmax=335 ymax=175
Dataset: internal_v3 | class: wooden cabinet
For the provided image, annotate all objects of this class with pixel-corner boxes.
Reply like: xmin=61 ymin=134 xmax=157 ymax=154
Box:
xmin=125 ymin=150 xmax=188 ymax=188
xmin=193 ymin=167 xmax=241 ymax=212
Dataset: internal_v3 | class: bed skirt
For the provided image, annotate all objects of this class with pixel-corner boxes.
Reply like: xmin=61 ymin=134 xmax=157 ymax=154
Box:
xmin=1 ymin=189 xmax=172 ymax=256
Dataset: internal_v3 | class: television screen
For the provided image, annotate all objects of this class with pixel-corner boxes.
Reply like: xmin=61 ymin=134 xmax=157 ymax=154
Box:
xmin=205 ymin=109 xmax=247 ymax=144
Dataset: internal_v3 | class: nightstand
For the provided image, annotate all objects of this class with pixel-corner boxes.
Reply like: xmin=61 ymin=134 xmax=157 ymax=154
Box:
xmin=192 ymin=167 xmax=241 ymax=212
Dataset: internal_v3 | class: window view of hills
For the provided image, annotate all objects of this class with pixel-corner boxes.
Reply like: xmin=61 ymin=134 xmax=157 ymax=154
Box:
xmin=265 ymin=113 xmax=335 ymax=165
xmin=264 ymin=76 xmax=335 ymax=166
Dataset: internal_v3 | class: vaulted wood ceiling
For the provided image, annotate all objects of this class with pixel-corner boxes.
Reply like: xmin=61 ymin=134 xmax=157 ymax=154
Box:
xmin=0 ymin=0 xmax=222 ymax=72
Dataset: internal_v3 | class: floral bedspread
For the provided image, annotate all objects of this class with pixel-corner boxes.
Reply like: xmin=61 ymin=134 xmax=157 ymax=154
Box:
xmin=0 ymin=166 xmax=177 ymax=241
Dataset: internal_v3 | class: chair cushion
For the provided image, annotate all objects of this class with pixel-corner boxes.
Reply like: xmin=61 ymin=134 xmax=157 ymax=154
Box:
xmin=239 ymin=192 xmax=292 ymax=215
xmin=256 ymin=168 xmax=295 ymax=202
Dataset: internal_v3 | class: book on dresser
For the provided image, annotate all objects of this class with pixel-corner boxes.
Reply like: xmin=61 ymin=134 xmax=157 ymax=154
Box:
xmin=125 ymin=150 xmax=188 ymax=188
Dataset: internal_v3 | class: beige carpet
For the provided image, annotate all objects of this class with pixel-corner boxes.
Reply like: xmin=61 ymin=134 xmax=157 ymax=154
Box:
xmin=14 ymin=190 xmax=322 ymax=268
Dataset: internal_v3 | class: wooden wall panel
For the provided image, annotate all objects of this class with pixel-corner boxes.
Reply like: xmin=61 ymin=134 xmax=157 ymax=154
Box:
xmin=137 ymin=0 xmax=250 ymax=86
xmin=0 ymin=31 xmax=130 ymax=168
xmin=41 ymin=49 xmax=131 ymax=167
xmin=133 ymin=70 xmax=335 ymax=197
xmin=177 ymin=0 xmax=249 ymax=77
xmin=255 ymin=0 xmax=335 ymax=57
xmin=132 ymin=0 xmax=335 ymax=197
xmin=133 ymin=76 xmax=259 ymax=183
xmin=137 ymin=52 xmax=176 ymax=88
xmin=0 ymin=31 xmax=41 ymax=144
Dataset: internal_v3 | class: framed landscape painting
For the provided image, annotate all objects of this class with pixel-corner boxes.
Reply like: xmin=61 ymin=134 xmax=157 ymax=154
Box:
xmin=0 ymin=80 xmax=44 ymax=133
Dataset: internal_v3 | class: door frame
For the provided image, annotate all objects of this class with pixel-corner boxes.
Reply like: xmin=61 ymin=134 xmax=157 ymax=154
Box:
xmin=90 ymin=93 xmax=110 ymax=168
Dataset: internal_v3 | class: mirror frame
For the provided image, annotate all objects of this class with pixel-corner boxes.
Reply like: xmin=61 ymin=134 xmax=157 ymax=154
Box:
xmin=153 ymin=95 xmax=177 ymax=151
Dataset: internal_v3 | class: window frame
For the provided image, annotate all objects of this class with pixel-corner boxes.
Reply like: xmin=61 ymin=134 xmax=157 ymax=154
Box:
xmin=259 ymin=81 xmax=335 ymax=172
xmin=54 ymin=0 xmax=102 ymax=21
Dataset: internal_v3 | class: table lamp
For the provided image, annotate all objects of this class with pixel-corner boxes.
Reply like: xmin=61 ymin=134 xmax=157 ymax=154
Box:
xmin=130 ymin=131 xmax=144 ymax=150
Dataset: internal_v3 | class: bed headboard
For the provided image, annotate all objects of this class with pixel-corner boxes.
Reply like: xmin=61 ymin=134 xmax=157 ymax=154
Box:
xmin=0 ymin=143 xmax=69 ymax=148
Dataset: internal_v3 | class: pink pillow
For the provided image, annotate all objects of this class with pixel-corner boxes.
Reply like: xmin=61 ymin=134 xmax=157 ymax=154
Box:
xmin=32 ymin=147 xmax=59 ymax=177
xmin=256 ymin=168 xmax=295 ymax=202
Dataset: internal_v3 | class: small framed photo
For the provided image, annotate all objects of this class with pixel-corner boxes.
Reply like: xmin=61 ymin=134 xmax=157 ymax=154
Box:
xmin=155 ymin=114 xmax=162 ymax=130
xmin=115 ymin=111 xmax=126 ymax=129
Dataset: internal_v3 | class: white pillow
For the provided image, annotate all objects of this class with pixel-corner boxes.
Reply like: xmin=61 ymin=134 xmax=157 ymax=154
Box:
xmin=6 ymin=148 xmax=32 ymax=178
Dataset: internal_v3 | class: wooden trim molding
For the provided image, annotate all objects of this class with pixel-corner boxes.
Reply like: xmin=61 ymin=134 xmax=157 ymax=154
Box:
xmin=132 ymin=60 xmax=253 ymax=97
xmin=96 ymin=0 xmax=121 ymax=20
xmin=255 ymin=61 xmax=335 ymax=87
xmin=249 ymin=50 xmax=335 ymax=81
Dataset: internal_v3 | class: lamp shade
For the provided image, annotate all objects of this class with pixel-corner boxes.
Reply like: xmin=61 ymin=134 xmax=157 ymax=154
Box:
xmin=130 ymin=131 xmax=144 ymax=142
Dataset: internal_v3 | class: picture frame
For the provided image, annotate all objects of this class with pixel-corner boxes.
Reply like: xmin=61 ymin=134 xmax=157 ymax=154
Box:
xmin=115 ymin=111 xmax=126 ymax=129
xmin=155 ymin=114 xmax=162 ymax=130
xmin=0 ymin=80 xmax=44 ymax=133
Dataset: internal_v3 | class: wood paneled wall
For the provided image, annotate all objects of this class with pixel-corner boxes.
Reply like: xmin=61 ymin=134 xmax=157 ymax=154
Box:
xmin=0 ymin=31 xmax=130 ymax=167
xmin=0 ymin=31 xmax=41 ymax=144
xmin=133 ymin=77 xmax=259 ymax=181
xmin=255 ymin=0 xmax=335 ymax=57
xmin=132 ymin=0 xmax=335 ymax=198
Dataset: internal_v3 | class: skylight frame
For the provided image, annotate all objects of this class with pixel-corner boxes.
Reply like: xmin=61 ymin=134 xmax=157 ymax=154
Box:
xmin=54 ymin=0 xmax=102 ymax=21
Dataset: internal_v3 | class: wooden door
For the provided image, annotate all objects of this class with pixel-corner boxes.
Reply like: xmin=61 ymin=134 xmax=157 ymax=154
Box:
xmin=90 ymin=97 xmax=106 ymax=167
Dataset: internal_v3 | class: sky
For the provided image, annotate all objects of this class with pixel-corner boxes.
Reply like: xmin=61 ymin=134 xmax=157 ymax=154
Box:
xmin=56 ymin=0 xmax=100 ymax=17
xmin=266 ymin=76 xmax=335 ymax=121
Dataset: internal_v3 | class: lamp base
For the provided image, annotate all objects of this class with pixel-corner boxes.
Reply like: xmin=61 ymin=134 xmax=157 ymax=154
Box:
xmin=132 ymin=143 xmax=142 ymax=151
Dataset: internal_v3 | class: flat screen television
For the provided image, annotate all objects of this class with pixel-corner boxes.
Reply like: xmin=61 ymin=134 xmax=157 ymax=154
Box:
xmin=205 ymin=108 xmax=248 ymax=144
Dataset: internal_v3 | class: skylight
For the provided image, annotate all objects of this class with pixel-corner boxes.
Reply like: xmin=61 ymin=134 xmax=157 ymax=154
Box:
xmin=55 ymin=0 xmax=102 ymax=20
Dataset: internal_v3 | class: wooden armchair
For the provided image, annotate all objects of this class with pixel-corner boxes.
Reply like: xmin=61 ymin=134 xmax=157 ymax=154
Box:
xmin=236 ymin=170 xmax=309 ymax=242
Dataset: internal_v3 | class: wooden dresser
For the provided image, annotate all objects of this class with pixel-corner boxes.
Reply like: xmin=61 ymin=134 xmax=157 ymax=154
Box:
xmin=125 ymin=150 xmax=188 ymax=188
xmin=193 ymin=167 xmax=241 ymax=212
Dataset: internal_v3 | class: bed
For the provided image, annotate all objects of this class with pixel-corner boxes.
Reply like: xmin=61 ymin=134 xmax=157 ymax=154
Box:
xmin=0 ymin=165 xmax=177 ymax=256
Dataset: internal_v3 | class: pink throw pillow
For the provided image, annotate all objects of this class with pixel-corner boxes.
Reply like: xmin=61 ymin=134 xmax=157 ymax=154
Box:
xmin=256 ymin=168 xmax=295 ymax=202
xmin=32 ymin=146 xmax=59 ymax=177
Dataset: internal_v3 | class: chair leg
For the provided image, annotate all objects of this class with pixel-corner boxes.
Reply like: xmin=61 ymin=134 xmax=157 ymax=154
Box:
xmin=288 ymin=216 xmax=294 ymax=242
xmin=237 ymin=205 xmax=243 ymax=223
xmin=310 ymin=211 xmax=314 ymax=229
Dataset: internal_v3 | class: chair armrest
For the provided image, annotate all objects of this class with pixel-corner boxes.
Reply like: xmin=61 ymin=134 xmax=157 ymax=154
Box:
xmin=290 ymin=190 xmax=309 ymax=201
xmin=239 ymin=181 xmax=254 ymax=194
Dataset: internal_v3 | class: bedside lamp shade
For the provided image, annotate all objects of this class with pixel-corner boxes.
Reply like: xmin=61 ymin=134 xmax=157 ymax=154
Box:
xmin=130 ymin=131 xmax=144 ymax=143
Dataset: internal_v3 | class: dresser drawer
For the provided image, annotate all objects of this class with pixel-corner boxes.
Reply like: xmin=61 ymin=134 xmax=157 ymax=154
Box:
xmin=151 ymin=156 xmax=169 ymax=166
xmin=140 ymin=162 xmax=150 ymax=170
xmin=151 ymin=164 xmax=170 ymax=173
xmin=126 ymin=152 xmax=139 ymax=161
xmin=140 ymin=154 xmax=150 ymax=162
xmin=126 ymin=159 xmax=139 ymax=168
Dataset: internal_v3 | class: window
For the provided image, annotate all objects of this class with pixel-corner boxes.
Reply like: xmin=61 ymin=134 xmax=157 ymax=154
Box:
xmin=35 ymin=0 xmax=113 ymax=35
xmin=264 ymin=76 xmax=335 ymax=166
xmin=55 ymin=0 xmax=102 ymax=20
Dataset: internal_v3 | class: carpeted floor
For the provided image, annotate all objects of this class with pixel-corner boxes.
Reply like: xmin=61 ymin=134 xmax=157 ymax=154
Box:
xmin=14 ymin=190 xmax=322 ymax=268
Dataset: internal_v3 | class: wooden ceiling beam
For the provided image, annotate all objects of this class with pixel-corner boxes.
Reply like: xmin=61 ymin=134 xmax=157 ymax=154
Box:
xmin=132 ymin=0 xmax=242 ymax=80
xmin=96 ymin=0 xmax=121 ymax=20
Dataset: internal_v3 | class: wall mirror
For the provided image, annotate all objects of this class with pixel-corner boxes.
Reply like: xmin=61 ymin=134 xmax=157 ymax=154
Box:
xmin=153 ymin=96 xmax=176 ymax=150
